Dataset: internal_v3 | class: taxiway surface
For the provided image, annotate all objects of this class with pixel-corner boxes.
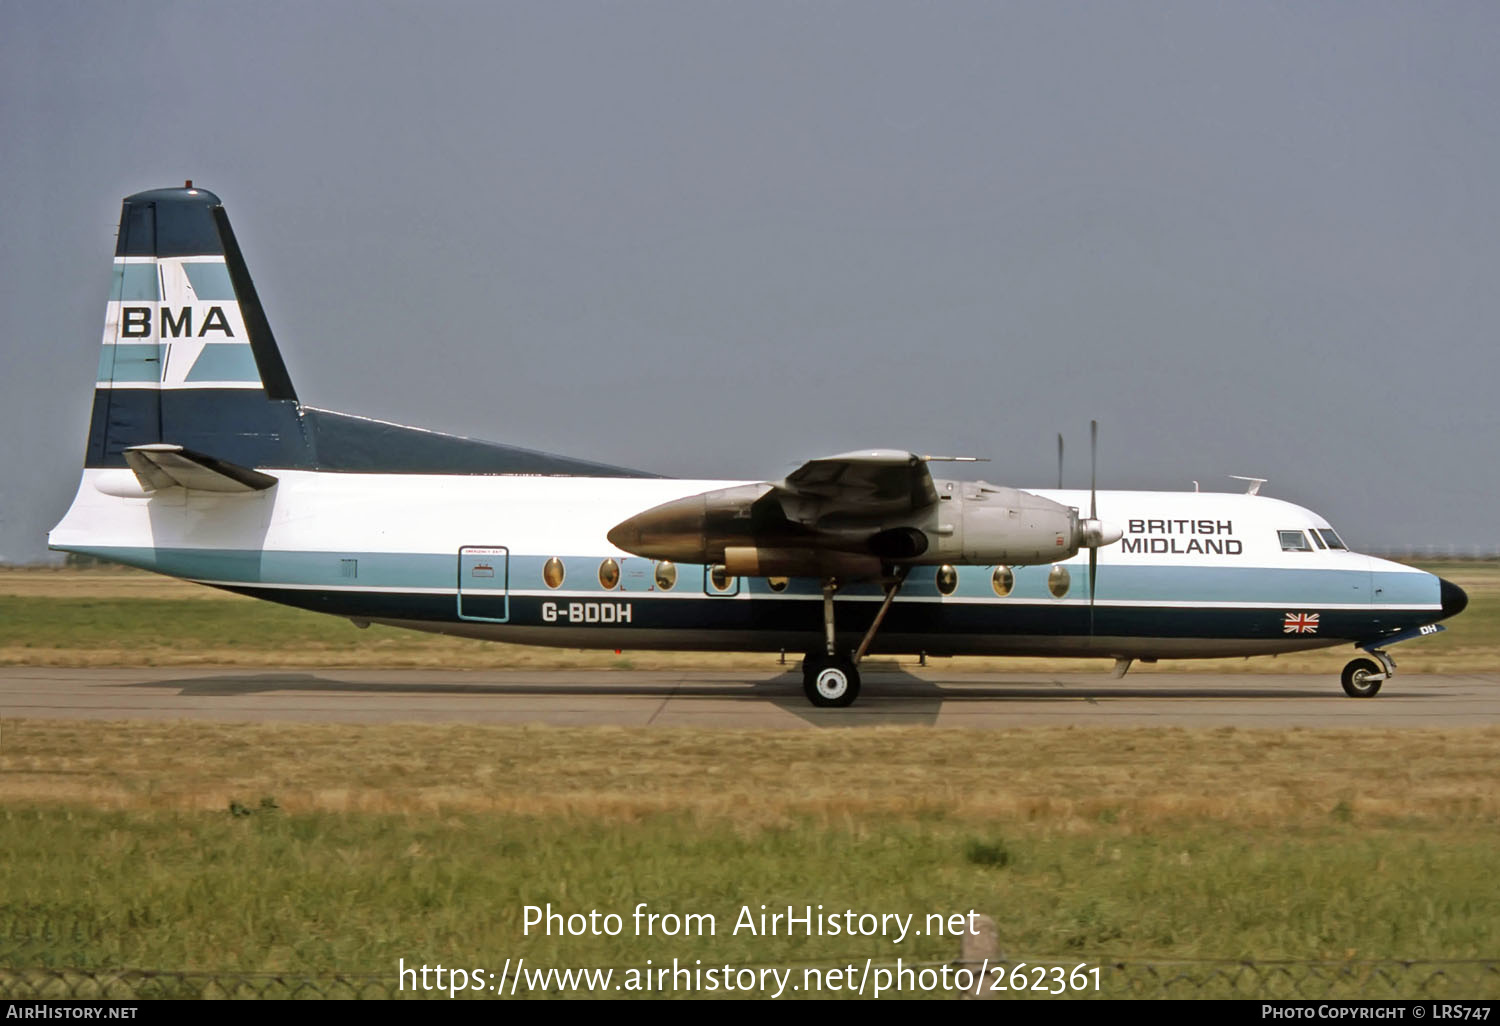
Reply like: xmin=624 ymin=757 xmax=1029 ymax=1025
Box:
xmin=2 ymin=666 xmax=1496 ymax=727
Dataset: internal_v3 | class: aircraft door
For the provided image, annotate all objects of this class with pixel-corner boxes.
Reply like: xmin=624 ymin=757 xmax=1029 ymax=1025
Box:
xmin=619 ymin=558 xmax=654 ymax=592
xmin=457 ymin=546 xmax=510 ymax=623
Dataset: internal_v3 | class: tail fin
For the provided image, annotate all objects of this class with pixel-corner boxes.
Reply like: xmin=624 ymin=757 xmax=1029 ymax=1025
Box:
xmin=88 ymin=183 xmax=309 ymax=469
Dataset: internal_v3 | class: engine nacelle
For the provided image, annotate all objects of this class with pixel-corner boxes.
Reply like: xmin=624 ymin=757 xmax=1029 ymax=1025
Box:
xmin=607 ymin=478 xmax=1120 ymax=577
xmin=947 ymin=483 xmax=1081 ymax=565
xmin=606 ymin=483 xmax=771 ymax=564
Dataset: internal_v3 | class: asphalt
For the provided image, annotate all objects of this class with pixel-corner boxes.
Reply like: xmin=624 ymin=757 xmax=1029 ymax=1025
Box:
xmin=1 ymin=665 xmax=1496 ymax=728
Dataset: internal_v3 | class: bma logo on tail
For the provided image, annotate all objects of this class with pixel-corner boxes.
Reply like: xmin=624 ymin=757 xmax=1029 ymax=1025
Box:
xmin=101 ymin=254 xmax=260 ymax=389
xmin=120 ymin=306 xmax=235 ymax=338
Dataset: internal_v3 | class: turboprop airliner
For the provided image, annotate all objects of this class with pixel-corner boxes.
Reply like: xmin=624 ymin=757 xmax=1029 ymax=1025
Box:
xmin=48 ymin=185 xmax=1468 ymax=706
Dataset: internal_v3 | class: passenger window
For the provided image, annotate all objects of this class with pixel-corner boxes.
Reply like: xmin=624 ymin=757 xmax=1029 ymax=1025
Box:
xmin=654 ymin=560 xmax=677 ymax=590
xmin=598 ymin=558 xmax=620 ymax=589
xmin=543 ymin=557 xmax=565 ymax=588
xmin=1048 ymin=565 xmax=1071 ymax=598
xmin=991 ymin=566 xmax=1014 ymax=597
xmin=766 ymin=577 xmax=789 ymax=593
xmin=935 ymin=565 xmax=958 ymax=596
xmin=1278 ymin=531 xmax=1313 ymax=552
xmin=1317 ymin=529 xmax=1347 ymax=550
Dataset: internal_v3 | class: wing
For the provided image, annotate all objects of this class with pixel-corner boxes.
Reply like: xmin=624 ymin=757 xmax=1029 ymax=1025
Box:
xmin=776 ymin=449 xmax=938 ymax=524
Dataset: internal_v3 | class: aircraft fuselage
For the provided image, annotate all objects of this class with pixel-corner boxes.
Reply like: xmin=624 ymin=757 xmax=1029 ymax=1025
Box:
xmin=51 ymin=471 xmax=1455 ymax=661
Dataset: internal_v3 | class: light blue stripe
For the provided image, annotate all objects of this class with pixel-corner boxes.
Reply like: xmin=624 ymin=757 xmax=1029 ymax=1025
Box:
xmin=186 ymin=344 xmax=261 ymax=383
xmin=76 ymin=546 xmax=263 ymax=581
xmin=1371 ymin=572 xmax=1441 ymax=606
xmin=183 ymin=262 xmax=236 ymax=301
xmin=909 ymin=563 xmax=1435 ymax=605
xmin=59 ymin=546 xmax=1442 ymax=610
xmin=97 ymin=344 xmax=165 ymax=383
xmin=111 ymin=265 xmax=160 ymax=302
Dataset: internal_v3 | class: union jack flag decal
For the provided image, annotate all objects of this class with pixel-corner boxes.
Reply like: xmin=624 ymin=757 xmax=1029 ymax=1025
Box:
xmin=1283 ymin=612 xmax=1320 ymax=634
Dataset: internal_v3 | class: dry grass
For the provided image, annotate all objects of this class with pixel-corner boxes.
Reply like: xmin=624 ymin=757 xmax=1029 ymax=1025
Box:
xmin=4 ymin=719 xmax=1498 ymax=828
xmin=0 ymin=567 xmax=234 ymax=599
xmin=5 ymin=715 xmax=1498 ymax=978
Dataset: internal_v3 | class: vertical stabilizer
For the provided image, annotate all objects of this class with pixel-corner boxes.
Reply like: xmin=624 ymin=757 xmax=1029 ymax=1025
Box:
xmin=89 ymin=184 xmax=309 ymax=469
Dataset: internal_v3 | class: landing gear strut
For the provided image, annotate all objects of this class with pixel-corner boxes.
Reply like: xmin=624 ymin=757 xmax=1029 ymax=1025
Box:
xmin=801 ymin=568 xmax=908 ymax=708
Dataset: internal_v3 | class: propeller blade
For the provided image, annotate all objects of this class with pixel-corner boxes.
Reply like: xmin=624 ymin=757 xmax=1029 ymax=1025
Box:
xmin=1089 ymin=419 xmax=1098 ymax=522
xmin=1089 ymin=419 xmax=1099 ymax=635
xmin=1057 ymin=433 xmax=1064 ymax=490
xmin=1089 ymin=545 xmax=1098 ymax=636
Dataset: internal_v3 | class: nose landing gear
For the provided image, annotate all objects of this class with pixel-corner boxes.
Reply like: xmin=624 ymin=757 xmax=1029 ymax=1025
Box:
xmin=1341 ymin=656 xmax=1386 ymax=698
xmin=1342 ymin=622 xmax=1446 ymax=698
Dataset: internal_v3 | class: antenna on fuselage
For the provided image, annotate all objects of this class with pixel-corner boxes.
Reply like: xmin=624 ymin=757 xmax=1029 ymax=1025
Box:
xmin=1229 ymin=475 xmax=1267 ymax=496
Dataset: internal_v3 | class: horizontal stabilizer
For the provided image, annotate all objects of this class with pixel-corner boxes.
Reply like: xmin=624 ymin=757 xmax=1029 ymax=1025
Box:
xmin=123 ymin=444 xmax=278 ymax=493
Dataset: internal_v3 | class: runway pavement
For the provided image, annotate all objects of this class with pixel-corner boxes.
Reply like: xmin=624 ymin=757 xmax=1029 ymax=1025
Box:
xmin=1 ymin=665 xmax=1496 ymax=727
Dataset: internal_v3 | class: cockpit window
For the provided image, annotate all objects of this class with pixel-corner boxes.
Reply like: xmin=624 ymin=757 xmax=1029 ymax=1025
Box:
xmin=1279 ymin=530 xmax=1313 ymax=552
xmin=1309 ymin=530 xmax=1327 ymax=549
xmin=1316 ymin=528 xmax=1347 ymax=550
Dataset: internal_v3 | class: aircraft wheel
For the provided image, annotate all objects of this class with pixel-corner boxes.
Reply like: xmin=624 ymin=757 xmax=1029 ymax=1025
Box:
xmin=803 ymin=655 xmax=861 ymax=708
xmin=1341 ymin=658 xmax=1383 ymax=698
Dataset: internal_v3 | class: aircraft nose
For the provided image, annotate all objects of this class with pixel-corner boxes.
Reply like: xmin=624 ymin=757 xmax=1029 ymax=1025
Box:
xmin=1439 ymin=577 xmax=1468 ymax=620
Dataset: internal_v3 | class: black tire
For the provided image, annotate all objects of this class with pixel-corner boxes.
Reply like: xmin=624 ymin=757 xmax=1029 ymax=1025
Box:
xmin=802 ymin=654 xmax=861 ymax=708
xmin=1341 ymin=658 xmax=1383 ymax=698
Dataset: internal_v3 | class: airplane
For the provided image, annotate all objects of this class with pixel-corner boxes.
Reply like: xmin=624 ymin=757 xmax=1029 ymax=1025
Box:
xmin=48 ymin=185 xmax=1468 ymax=707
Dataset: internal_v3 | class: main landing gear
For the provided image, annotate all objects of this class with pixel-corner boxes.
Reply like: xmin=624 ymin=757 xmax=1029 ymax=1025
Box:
xmin=803 ymin=652 xmax=860 ymax=707
xmin=801 ymin=568 xmax=908 ymax=708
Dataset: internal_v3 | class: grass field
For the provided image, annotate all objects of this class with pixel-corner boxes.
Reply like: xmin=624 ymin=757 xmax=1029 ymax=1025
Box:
xmin=2 ymin=721 xmax=1498 ymax=998
xmin=1 ymin=561 xmax=1495 ymax=673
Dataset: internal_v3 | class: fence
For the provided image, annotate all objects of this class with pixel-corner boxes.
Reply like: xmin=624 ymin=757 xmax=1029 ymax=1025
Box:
xmin=2 ymin=959 xmax=1497 ymax=1000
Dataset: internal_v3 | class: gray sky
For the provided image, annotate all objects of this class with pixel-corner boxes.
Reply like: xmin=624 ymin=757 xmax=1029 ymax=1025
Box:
xmin=3 ymin=1 xmax=1498 ymax=562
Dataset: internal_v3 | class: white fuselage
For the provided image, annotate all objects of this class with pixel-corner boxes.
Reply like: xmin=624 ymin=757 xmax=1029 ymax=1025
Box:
xmin=50 ymin=470 xmax=1443 ymax=660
